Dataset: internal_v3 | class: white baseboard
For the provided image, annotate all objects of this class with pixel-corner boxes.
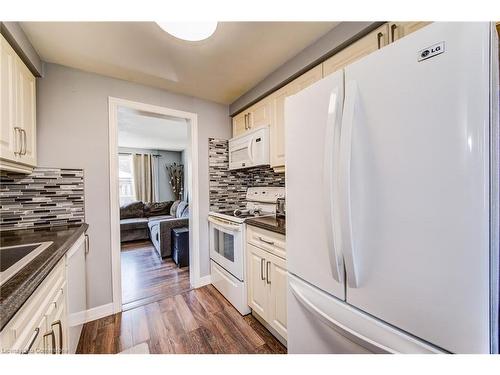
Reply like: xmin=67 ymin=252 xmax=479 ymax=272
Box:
xmin=68 ymin=302 xmax=115 ymax=326
xmin=193 ymin=274 xmax=212 ymax=288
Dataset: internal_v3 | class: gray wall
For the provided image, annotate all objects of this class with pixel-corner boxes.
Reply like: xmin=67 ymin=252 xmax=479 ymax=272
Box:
xmin=37 ymin=63 xmax=231 ymax=309
xmin=118 ymin=147 xmax=183 ymax=202
xmin=157 ymin=150 xmax=183 ymax=202
xmin=181 ymin=149 xmax=189 ymax=202
xmin=230 ymin=22 xmax=380 ymax=115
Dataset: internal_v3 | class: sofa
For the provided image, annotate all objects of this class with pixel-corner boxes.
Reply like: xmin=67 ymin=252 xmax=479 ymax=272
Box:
xmin=119 ymin=200 xmax=189 ymax=258
xmin=120 ymin=201 xmax=173 ymax=242
xmin=148 ymin=201 xmax=189 ymax=258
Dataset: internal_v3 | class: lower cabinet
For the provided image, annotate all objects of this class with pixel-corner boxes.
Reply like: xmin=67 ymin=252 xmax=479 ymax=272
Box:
xmin=0 ymin=233 xmax=87 ymax=354
xmin=0 ymin=258 xmax=67 ymax=354
xmin=246 ymin=226 xmax=287 ymax=341
xmin=268 ymin=255 xmax=287 ymax=339
xmin=247 ymin=244 xmax=270 ymax=319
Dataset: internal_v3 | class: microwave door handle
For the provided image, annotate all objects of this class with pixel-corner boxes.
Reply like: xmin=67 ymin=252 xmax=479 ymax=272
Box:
xmin=247 ymin=137 xmax=254 ymax=162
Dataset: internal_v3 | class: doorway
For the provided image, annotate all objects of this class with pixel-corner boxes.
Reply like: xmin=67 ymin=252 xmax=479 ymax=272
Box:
xmin=108 ymin=97 xmax=202 ymax=314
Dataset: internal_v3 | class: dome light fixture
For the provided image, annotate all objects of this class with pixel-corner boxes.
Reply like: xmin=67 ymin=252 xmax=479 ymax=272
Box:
xmin=156 ymin=22 xmax=218 ymax=41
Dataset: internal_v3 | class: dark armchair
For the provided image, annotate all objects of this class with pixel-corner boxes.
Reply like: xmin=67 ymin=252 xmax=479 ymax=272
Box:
xmin=148 ymin=201 xmax=189 ymax=258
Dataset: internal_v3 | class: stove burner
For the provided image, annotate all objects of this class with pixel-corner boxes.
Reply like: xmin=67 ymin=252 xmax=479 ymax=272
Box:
xmin=216 ymin=209 xmax=263 ymax=218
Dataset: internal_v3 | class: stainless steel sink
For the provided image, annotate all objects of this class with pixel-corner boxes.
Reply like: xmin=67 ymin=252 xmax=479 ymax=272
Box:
xmin=0 ymin=241 xmax=53 ymax=285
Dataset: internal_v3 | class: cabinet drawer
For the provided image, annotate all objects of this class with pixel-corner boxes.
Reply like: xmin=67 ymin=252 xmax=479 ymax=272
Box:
xmin=13 ymin=315 xmax=47 ymax=354
xmin=1 ymin=258 xmax=65 ymax=351
xmin=44 ymin=281 xmax=66 ymax=330
xmin=247 ymin=225 xmax=286 ymax=259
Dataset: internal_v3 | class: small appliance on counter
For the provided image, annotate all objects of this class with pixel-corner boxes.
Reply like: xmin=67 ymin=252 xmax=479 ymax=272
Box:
xmin=276 ymin=197 xmax=286 ymax=218
xmin=208 ymin=186 xmax=285 ymax=315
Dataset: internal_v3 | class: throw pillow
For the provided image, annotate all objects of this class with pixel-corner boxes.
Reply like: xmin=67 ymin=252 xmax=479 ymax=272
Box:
xmin=120 ymin=201 xmax=144 ymax=219
xmin=144 ymin=201 xmax=173 ymax=217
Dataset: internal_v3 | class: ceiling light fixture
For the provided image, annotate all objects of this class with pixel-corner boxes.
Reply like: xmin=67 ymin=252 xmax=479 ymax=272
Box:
xmin=156 ymin=22 xmax=218 ymax=41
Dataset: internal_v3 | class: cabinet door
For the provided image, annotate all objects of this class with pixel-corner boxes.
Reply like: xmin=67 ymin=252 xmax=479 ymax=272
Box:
xmin=271 ymin=65 xmax=322 ymax=169
xmin=16 ymin=58 xmax=36 ymax=166
xmin=248 ymin=97 xmax=272 ymax=131
xmin=66 ymin=234 xmax=86 ymax=353
xmin=247 ymin=244 xmax=269 ymax=319
xmin=267 ymin=253 xmax=287 ymax=339
xmin=0 ymin=35 xmax=19 ymax=161
xmin=232 ymin=112 xmax=247 ymax=137
xmin=389 ymin=22 xmax=431 ymax=43
xmin=323 ymin=24 xmax=390 ymax=77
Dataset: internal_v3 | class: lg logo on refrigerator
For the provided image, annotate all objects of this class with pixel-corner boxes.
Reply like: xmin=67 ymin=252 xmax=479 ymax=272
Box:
xmin=418 ymin=42 xmax=445 ymax=61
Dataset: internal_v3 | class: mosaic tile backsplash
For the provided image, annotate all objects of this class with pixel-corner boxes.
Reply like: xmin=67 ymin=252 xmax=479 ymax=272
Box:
xmin=0 ymin=167 xmax=85 ymax=231
xmin=209 ymin=138 xmax=285 ymax=212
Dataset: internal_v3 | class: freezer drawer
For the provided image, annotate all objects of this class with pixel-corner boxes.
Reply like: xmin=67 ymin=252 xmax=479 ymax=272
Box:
xmin=287 ymin=273 xmax=443 ymax=354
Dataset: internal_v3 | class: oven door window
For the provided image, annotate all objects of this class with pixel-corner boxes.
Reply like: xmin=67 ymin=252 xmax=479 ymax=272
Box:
xmin=213 ymin=228 xmax=235 ymax=262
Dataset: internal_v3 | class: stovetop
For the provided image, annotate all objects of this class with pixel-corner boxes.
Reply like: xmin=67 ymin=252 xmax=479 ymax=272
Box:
xmin=209 ymin=187 xmax=285 ymax=224
xmin=216 ymin=209 xmax=271 ymax=219
xmin=208 ymin=210 xmax=274 ymax=224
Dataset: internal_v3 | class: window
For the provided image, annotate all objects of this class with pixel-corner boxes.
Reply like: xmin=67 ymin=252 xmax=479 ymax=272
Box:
xmin=119 ymin=154 xmax=136 ymax=206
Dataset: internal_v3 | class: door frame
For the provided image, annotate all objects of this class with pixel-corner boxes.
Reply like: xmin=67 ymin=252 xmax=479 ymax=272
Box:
xmin=108 ymin=96 xmax=203 ymax=313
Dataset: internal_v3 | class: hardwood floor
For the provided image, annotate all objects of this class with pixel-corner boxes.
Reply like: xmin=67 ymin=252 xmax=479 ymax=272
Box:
xmin=76 ymin=284 xmax=287 ymax=354
xmin=121 ymin=240 xmax=191 ymax=310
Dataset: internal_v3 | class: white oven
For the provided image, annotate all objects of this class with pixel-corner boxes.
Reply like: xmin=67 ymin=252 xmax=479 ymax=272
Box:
xmin=228 ymin=127 xmax=270 ymax=170
xmin=208 ymin=215 xmax=244 ymax=281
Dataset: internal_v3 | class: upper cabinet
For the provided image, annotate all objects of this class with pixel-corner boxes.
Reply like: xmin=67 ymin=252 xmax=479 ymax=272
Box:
xmin=270 ymin=65 xmax=322 ymax=172
xmin=0 ymin=34 xmax=37 ymax=174
xmin=232 ymin=96 xmax=273 ymax=138
xmin=323 ymin=24 xmax=390 ymax=77
xmin=231 ymin=22 xmax=432 ymax=173
xmin=388 ymin=22 xmax=431 ymax=43
xmin=323 ymin=22 xmax=430 ymax=77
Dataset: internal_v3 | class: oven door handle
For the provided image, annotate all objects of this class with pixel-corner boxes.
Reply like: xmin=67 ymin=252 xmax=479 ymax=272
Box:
xmin=208 ymin=216 xmax=241 ymax=232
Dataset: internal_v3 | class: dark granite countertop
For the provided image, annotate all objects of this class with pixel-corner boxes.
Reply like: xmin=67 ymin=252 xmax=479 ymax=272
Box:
xmin=246 ymin=216 xmax=286 ymax=235
xmin=0 ymin=223 xmax=88 ymax=331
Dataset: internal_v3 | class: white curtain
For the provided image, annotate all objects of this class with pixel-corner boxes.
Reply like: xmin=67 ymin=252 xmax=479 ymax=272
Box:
xmin=132 ymin=153 xmax=158 ymax=203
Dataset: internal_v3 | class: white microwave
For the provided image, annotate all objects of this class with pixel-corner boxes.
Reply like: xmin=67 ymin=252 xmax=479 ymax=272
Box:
xmin=228 ymin=127 xmax=270 ymax=170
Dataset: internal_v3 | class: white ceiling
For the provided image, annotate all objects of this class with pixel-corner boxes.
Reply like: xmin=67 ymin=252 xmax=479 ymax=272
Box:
xmin=117 ymin=106 xmax=188 ymax=151
xmin=20 ymin=22 xmax=338 ymax=104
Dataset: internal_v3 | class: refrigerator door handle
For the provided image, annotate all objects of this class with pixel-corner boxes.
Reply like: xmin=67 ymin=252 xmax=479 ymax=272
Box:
xmin=323 ymin=86 xmax=343 ymax=283
xmin=339 ymin=80 xmax=359 ymax=288
xmin=289 ymin=276 xmax=391 ymax=353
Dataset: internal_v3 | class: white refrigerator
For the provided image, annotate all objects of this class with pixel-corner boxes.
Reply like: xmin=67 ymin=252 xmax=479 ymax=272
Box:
xmin=285 ymin=22 xmax=499 ymax=354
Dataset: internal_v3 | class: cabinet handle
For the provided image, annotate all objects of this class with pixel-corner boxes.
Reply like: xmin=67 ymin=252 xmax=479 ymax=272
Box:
xmin=244 ymin=114 xmax=248 ymax=130
xmin=266 ymin=261 xmax=271 ymax=284
xmin=247 ymin=112 xmax=251 ymax=129
xmin=377 ymin=32 xmax=384 ymax=49
xmin=260 ymin=258 xmax=266 ymax=280
xmin=51 ymin=320 xmax=63 ymax=354
xmin=258 ymin=236 xmax=275 ymax=245
xmin=21 ymin=129 xmax=27 ymax=155
xmin=390 ymin=24 xmax=398 ymax=43
xmin=84 ymin=233 xmax=90 ymax=256
xmin=13 ymin=127 xmax=22 ymax=155
xmin=22 ymin=327 xmax=40 ymax=354
xmin=43 ymin=329 xmax=56 ymax=354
